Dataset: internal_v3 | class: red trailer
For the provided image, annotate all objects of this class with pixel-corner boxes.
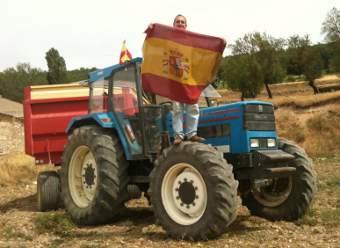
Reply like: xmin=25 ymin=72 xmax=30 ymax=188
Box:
xmin=24 ymin=83 xmax=90 ymax=166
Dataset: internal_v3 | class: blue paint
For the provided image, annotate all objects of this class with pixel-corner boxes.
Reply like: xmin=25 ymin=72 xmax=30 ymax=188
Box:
xmin=66 ymin=112 xmax=142 ymax=160
xmin=88 ymin=57 xmax=143 ymax=83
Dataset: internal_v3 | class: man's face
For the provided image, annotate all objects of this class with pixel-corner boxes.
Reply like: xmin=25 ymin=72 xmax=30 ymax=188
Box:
xmin=174 ymin=16 xmax=187 ymax=29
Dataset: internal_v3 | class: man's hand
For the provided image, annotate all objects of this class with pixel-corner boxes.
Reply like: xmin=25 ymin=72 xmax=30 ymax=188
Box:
xmin=148 ymin=23 xmax=154 ymax=30
xmin=145 ymin=23 xmax=154 ymax=34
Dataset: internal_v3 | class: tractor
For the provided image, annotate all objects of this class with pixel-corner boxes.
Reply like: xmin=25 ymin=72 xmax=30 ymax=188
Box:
xmin=35 ymin=57 xmax=317 ymax=240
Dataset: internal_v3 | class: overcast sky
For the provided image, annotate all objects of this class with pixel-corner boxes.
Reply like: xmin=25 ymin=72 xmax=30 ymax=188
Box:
xmin=1 ymin=0 xmax=338 ymax=71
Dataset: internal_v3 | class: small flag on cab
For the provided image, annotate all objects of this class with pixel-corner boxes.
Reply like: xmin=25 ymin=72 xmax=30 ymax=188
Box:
xmin=119 ymin=40 xmax=132 ymax=64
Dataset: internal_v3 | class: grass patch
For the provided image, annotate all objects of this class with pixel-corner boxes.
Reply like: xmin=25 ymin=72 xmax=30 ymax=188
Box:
xmin=276 ymin=110 xmax=305 ymax=143
xmin=325 ymin=176 xmax=340 ymax=189
xmin=303 ymin=107 xmax=340 ymax=157
xmin=319 ymin=209 xmax=340 ymax=225
xmin=1 ymin=226 xmax=33 ymax=240
xmin=46 ymin=238 xmax=67 ymax=248
xmin=294 ymin=208 xmax=318 ymax=226
xmin=35 ymin=212 xmax=75 ymax=237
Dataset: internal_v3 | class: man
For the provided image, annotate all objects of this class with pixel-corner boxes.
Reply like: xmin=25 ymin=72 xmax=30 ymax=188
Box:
xmin=171 ymin=14 xmax=205 ymax=145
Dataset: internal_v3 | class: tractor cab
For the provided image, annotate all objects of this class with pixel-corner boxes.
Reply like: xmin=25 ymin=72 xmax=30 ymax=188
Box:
xmin=82 ymin=57 xmax=167 ymax=160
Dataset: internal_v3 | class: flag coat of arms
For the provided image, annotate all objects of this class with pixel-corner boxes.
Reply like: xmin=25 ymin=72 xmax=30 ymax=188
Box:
xmin=141 ymin=23 xmax=226 ymax=104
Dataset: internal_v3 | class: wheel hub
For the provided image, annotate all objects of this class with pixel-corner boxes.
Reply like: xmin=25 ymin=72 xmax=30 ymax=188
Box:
xmin=176 ymin=179 xmax=198 ymax=207
xmin=252 ymin=177 xmax=293 ymax=207
xmin=170 ymin=168 xmax=206 ymax=218
xmin=68 ymin=145 xmax=98 ymax=208
xmin=83 ymin=163 xmax=96 ymax=188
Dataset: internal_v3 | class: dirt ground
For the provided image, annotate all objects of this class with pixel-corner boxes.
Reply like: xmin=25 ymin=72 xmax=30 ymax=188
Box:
xmin=0 ymin=157 xmax=339 ymax=248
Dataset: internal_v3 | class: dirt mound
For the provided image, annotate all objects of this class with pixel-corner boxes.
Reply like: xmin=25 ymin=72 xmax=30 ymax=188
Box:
xmin=276 ymin=104 xmax=340 ymax=157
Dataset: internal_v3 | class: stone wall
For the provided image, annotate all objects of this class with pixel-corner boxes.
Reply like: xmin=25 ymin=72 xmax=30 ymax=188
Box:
xmin=0 ymin=114 xmax=24 ymax=155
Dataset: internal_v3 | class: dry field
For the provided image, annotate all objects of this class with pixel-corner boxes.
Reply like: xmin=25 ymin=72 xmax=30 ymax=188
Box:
xmin=0 ymin=157 xmax=339 ymax=248
xmin=0 ymin=75 xmax=340 ymax=247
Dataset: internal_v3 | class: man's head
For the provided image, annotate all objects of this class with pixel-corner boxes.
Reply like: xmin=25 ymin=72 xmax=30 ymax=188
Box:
xmin=173 ymin=14 xmax=187 ymax=29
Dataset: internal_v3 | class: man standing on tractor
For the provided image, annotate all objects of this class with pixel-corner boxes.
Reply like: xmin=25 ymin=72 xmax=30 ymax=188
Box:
xmin=169 ymin=14 xmax=206 ymax=145
xmin=146 ymin=14 xmax=224 ymax=144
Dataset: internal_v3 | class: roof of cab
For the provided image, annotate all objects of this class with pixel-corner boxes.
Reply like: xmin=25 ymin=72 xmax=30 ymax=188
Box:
xmin=88 ymin=57 xmax=143 ymax=83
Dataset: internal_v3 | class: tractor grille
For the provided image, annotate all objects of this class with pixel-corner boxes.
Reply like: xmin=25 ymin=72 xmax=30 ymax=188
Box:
xmin=197 ymin=124 xmax=230 ymax=138
xmin=244 ymin=104 xmax=275 ymax=131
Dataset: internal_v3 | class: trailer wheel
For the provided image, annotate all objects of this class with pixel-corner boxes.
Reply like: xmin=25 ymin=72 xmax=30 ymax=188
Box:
xmin=149 ymin=142 xmax=238 ymax=240
xmin=241 ymin=138 xmax=317 ymax=220
xmin=61 ymin=126 xmax=128 ymax=225
xmin=37 ymin=171 xmax=60 ymax=212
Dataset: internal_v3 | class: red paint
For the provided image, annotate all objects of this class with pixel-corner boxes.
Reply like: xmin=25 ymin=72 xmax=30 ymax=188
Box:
xmin=145 ymin=23 xmax=226 ymax=53
xmin=142 ymin=73 xmax=205 ymax=104
xmin=24 ymin=86 xmax=138 ymax=165
xmin=23 ymin=87 xmax=89 ymax=165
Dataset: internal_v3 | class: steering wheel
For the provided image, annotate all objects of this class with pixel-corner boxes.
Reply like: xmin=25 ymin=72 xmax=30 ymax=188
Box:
xmin=159 ymin=101 xmax=173 ymax=106
xmin=159 ymin=101 xmax=173 ymax=111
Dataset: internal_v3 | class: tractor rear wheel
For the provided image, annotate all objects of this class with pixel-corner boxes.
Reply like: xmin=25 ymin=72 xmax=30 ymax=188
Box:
xmin=241 ymin=138 xmax=317 ymax=220
xmin=61 ymin=126 xmax=128 ymax=225
xmin=149 ymin=142 xmax=238 ymax=240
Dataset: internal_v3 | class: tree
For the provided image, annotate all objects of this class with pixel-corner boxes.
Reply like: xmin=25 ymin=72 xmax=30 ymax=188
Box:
xmin=284 ymin=35 xmax=311 ymax=75
xmin=283 ymin=35 xmax=321 ymax=92
xmin=230 ymin=32 xmax=286 ymax=98
xmin=45 ymin=48 xmax=67 ymax=84
xmin=221 ymin=55 xmax=264 ymax=100
xmin=321 ymin=8 xmax=340 ymax=73
xmin=0 ymin=63 xmax=47 ymax=102
xmin=302 ymin=47 xmax=323 ymax=94
xmin=67 ymin=67 xmax=97 ymax=82
xmin=322 ymin=7 xmax=340 ymax=42
xmin=329 ymin=41 xmax=340 ymax=72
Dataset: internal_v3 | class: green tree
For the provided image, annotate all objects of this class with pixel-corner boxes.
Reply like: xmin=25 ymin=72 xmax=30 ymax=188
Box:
xmin=302 ymin=47 xmax=323 ymax=94
xmin=230 ymin=32 xmax=286 ymax=98
xmin=221 ymin=55 xmax=264 ymax=100
xmin=66 ymin=67 xmax=97 ymax=82
xmin=0 ymin=63 xmax=47 ymax=102
xmin=321 ymin=8 xmax=340 ymax=73
xmin=284 ymin=35 xmax=311 ymax=75
xmin=329 ymin=41 xmax=340 ymax=72
xmin=45 ymin=48 xmax=67 ymax=84
xmin=322 ymin=7 xmax=340 ymax=42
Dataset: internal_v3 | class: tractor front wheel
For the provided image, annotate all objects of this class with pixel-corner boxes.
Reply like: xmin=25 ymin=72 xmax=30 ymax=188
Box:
xmin=241 ymin=138 xmax=317 ymax=220
xmin=149 ymin=142 xmax=238 ymax=240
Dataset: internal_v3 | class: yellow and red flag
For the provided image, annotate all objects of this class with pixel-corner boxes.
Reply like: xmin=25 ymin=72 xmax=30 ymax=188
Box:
xmin=141 ymin=23 xmax=226 ymax=104
xmin=119 ymin=40 xmax=132 ymax=64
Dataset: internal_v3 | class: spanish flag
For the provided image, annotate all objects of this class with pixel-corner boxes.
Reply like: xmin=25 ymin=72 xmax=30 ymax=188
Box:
xmin=141 ymin=23 xmax=226 ymax=104
xmin=119 ymin=40 xmax=132 ymax=64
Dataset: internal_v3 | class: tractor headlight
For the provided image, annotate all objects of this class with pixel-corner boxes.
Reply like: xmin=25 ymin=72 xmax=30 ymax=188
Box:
xmin=250 ymin=138 xmax=259 ymax=148
xmin=267 ymin=138 xmax=276 ymax=147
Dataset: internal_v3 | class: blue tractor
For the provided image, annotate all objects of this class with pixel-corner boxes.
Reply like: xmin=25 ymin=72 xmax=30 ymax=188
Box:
xmin=60 ymin=58 xmax=317 ymax=240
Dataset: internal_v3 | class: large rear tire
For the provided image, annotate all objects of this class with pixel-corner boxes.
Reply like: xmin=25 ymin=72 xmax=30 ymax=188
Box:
xmin=241 ymin=138 xmax=317 ymax=220
xmin=61 ymin=126 xmax=128 ymax=225
xmin=149 ymin=142 xmax=238 ymax=240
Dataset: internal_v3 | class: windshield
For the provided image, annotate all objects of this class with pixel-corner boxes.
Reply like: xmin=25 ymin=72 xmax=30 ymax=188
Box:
xmin=201 ymin=84 xmax=222 ymax=98
xmin=198 ymin=84 xmax=222 ymax=107
xmin=112 ymin=65 xmax=139 ymax=117
xmin=89 ymin=78 xmax=109 ymax=113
